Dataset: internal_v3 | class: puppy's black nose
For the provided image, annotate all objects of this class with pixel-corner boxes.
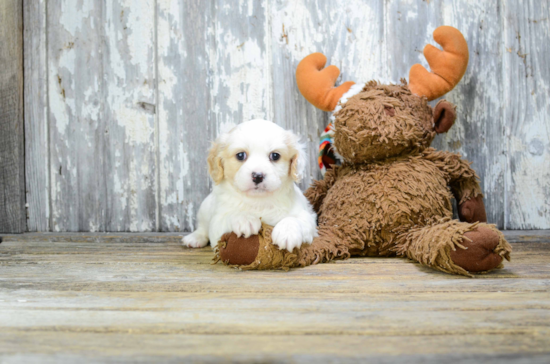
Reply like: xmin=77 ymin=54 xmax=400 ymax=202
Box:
xmin=252 ymin=172 xmax=264 ymax=185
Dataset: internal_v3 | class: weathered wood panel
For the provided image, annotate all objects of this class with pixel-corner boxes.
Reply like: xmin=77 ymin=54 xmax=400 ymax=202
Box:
xmin=502 ymin=0 xmax=550 ymax=229
xmin=213 ymin=0 xmax=272 ymax=126
xmin=24 ymin=0 xmax=49 ymax=232
xmin=385 ymin=1 xmax=443 ymax=82
xmin=157 ymin=0 xmax=215 ymax=232
xmin=46 ymin=0 xmax=157 ymax=232
xmin=102 ymin=0 xmax=157 ymax=232
xmin=22 ymin=0 xmax=550 ymax=231
xmin=0 ymin=0 xmax=25 ymax=233
xmin=0 ymin=233 xmax=549 ymax=362
xmin=46 ymin=0 xmax=106 ymax=232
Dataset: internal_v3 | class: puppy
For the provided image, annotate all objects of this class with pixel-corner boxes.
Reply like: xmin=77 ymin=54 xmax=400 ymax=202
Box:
xmin=183 ymin=119 xmax=318 ymax=251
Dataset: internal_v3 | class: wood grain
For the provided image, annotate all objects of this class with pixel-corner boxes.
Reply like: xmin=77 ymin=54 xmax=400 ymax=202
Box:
xmin=46 ymin=0 xmax=106 ymax=232
xmin=24 ymin=0 xmax=49 ymax=232
xmin=0 ymin=0 xmax=25 ymax=233
xmin=46 ymin=0 xmax=158 ymax=232
xmin=20 ymin=0 xmax=550 ymax=231
xmin=502 ymin=0 xmax=550 ymax=229
xmin=102 ymin=0 xmax=158 ymax=232
xmin=156 ymin=0 xmax=215 ymax=232
xmin=0 ymin=233 xmax=549 ymax=362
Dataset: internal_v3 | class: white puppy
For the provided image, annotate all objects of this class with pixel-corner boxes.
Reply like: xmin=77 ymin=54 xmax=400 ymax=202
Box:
xmin=183 ymin=119 xmax=318 ymax=251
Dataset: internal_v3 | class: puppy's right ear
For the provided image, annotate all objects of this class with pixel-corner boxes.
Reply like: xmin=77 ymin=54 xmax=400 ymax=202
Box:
xmin=207 ymin=142 xmax=224 ymax=184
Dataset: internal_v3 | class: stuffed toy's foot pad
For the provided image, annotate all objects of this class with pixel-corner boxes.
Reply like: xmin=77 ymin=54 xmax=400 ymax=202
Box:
xmin=458 ymin=195 xmax=487 ymax=223
xmin=218 ymin=233 xmax=260 ymax=266
xmin=450 ymin=226 xmax=505 ymax=273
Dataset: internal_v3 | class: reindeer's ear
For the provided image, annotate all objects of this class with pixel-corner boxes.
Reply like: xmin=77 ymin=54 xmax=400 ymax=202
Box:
xmin=207 ymin=142 xmax=224 ymax=184
xmin=433 ymin=100 xmax=457 ymax=134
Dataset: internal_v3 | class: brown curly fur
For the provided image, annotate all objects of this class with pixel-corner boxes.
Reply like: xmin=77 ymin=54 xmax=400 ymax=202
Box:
xmin=217 ymin=82 xmax=512 ymax=276
xmin=334 ymin=81 xmax=435 ymax=163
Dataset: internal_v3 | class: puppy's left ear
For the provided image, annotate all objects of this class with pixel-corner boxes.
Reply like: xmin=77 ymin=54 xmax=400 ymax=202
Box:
xmin=287 ymin=132 xmax=307 ymax=182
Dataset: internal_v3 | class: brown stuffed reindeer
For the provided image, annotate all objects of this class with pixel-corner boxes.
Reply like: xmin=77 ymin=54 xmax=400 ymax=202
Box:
xmin=216 ymin=26 xmax=511 ymax=276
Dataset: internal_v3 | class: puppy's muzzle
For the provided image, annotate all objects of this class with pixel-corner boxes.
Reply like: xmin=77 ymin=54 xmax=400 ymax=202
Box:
xmin=252 ymin=172 xmax=265 ymax=185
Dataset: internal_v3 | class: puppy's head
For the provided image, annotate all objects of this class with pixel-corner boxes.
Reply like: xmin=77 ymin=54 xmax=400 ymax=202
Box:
xmin=208 ymin=119 xmax=306 ymax=196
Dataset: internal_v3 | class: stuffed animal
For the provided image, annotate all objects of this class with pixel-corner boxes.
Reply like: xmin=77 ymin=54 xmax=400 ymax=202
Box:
xmin=215 ymin=26 xmax=512 ymax=276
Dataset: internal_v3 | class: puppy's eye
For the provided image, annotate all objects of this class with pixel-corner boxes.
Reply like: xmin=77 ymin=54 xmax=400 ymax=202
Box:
xmin=236 ymin=152 xmax=247 ymax=161
xmin=270 ymin=152 xmax=281 ymax=162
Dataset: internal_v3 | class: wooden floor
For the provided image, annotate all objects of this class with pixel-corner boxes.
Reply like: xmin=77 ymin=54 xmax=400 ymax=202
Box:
xmin=1 ymin=231 xmax=550 ymax=363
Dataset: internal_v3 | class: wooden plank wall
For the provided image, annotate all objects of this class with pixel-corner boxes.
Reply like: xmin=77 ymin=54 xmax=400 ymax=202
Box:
xmin=0 ymin=0 xmax=25 ymax=233
xmin=21 ymin=0 xmax=550 ymax=232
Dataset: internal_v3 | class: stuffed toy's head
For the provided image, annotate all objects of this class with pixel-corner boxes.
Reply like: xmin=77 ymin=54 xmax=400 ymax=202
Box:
xmin=296 ymin=26 xmax=469 ymax=165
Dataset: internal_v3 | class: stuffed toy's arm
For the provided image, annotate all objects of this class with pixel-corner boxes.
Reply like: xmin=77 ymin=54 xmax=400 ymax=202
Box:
xmin=423 ymin=148 xmax=486 ymax=223
xmin=305 ymin=165 xmax=340 ymax=214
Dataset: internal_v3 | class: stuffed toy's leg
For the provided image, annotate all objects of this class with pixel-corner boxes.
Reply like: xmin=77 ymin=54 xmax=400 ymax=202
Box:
xmin=393 ymin=219 xmax=512 ymax=276
xmin=215 ymin=224 xmax=350 ymax=270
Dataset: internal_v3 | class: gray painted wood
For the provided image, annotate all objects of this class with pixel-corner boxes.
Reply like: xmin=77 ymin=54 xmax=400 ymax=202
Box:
xmin=20 ymin=0 xmax=550 ymax=231
xmin=101 ymin=0 xmax=157 ymax=232
xmin=156 ymin=0 xmax=215 ymax=232
xmin=45 ymin=0 xmax=157 ymax=232
xmin=46 ymin=0 xmax=106 ymax=232
xmin=24 ymin=0 xmax=49 ymax=232
xmin=0 ymin=0 xmax=25 ymax=233
xmin=384 ymin=1 xmax=443 ymax=82
xmin=502 ymin=0 xmax=550 ymax=229
xmin=212 ymin=0 xmax=271 ymax=127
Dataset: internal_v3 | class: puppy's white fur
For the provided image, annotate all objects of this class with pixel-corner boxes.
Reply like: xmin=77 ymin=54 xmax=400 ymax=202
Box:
xmin=183 ymin=119 xmax=318 ymax=251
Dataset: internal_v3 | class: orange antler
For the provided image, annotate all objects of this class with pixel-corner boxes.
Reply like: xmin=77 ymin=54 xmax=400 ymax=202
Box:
xmin=409 ymin=26 xmax=469 ymax=101
xmin=296 ymin=53 xmax=355 ymax=112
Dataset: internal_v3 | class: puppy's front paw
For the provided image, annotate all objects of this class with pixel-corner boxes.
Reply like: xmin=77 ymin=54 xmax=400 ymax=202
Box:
xmin=231 ymin=215 xmax=262 ymax=238
xmin=182 ymin=232 xmax=209 ymax=248
xmin=301 ymin=224 xmax=318 ymax=245
xmin=272 ymin=217 xmax=303 ymax=252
